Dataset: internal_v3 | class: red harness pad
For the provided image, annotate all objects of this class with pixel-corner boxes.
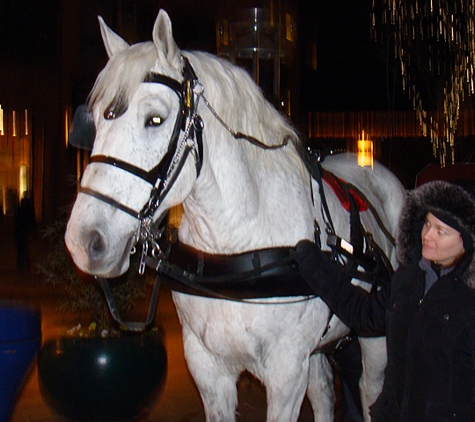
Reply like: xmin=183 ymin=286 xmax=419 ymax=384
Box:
xmin=323 ymin=171 xmax=368 ymax=213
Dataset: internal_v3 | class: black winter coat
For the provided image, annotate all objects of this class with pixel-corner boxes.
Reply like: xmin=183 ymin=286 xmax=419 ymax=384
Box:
xmin=312 ymin=254 xmax=475 ymax=421
xmin=297 ymin=180 xmax=475 ymax=421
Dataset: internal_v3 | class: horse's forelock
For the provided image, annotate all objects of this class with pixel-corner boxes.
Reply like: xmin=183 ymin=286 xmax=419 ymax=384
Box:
xmin=88 ymin=42 xmax=160 ymax=115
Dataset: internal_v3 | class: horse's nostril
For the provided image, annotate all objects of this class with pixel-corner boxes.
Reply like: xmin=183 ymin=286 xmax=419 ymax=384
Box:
xmin=87 ymin=230 xmax=106 ymax=258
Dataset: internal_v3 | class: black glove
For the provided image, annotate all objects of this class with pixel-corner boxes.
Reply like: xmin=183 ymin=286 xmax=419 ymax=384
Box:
xmin=294 ymin=240 xmax=344 ymax=295
xmin=294 ymin=240 xmax=326 ymax=279
xmin=295 ymin=241 xmax=385 ymax=336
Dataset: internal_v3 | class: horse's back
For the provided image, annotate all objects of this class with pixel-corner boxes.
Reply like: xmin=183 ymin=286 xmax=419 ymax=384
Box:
xmin=321 ymin=152 xmax=406 ymax=233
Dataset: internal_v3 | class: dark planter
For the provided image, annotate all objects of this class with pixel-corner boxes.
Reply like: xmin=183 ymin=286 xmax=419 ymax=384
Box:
xmin=0 ymin=300 xmax=41 ymax=422
xmin=37 ymin=329 xmax=167 ymax=421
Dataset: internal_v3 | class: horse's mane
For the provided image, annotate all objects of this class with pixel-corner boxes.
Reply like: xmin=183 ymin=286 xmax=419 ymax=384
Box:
xmin=88 ymin=41 xmax=306 ymax=174
xmin=185 ymin=51 xmax=305 ymax=175
xmin=187 ymin=51 xmax=299 ymax=145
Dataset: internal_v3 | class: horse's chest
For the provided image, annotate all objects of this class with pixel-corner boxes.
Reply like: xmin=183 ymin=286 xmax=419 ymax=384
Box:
xmin=172 ymin=293 xmax=331 ymax=360
xmin=174 ymin=297 xmax=273 ymax=354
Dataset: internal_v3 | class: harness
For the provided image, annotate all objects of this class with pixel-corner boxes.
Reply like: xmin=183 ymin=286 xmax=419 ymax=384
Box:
xmin=75 ymin=56 xmax=394 ymax=333
xmin=307 ymin=151 xmax=395 ymax=290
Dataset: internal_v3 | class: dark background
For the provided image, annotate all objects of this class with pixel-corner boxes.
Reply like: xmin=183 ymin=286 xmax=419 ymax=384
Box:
xmin=1 ymin=0 xmax=473 ymax=221
xmin=0 ymin=0 xmax=411 ymax=112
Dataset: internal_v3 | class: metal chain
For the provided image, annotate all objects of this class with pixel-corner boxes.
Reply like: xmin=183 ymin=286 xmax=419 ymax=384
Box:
xmin=200 ymin=92 xmax=289 ymax=150
xmin=165 ymin=87 xmax=203 ymax=183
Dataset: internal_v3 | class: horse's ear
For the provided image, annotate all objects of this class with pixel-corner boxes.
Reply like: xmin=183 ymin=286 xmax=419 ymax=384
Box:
xmin=152 ymin=10 xmax=181 ymax=71
xmin=98 ymin=16 xmax=129 ymax=59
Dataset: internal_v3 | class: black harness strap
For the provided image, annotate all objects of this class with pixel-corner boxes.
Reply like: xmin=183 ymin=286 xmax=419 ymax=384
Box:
xmin=306 ymin=153 xmax=336 ymax=236
xmin=339 ymin=181 xmax=396 ymax=247
xmin=90 ymin=155 xmax=159 ymax=184
xmin=152 ymin=259 xmax=316 ymax=301
xmin=79 ymin=187 xmax=142 ymax=219
xmin=169 ymin=242 xmax=296 ymax=279
xmin=98 ymin=275 xmax=162 ymax=332
xmin=146 ymin=242 xmax=315 ymax=300
xmin=331 ymin=173 xmax=365 ymax=277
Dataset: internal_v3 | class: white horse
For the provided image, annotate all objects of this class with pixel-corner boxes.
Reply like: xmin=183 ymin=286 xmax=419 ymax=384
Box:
xmin=65 ymin=10 xmax=406 ymax=422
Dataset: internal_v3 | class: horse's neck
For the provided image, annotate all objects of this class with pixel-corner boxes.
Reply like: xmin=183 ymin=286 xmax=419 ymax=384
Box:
xmin=179 ymin=140 xmax=315 ymax=254
xmin=176 ymin=54 xmax=315 ymax=254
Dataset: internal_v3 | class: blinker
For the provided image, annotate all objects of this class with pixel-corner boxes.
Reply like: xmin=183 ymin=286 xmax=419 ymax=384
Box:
xmin=69 ymin=105 xmax=96 ymax=150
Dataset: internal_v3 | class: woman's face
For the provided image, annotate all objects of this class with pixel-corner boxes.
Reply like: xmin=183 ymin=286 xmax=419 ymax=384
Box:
xmin=421 ymin=212 xmax=465 ymax=267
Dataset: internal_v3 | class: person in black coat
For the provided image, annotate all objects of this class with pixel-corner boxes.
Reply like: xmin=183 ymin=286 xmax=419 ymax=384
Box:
xmin=295 ymin=180 xmax=475 ymax=421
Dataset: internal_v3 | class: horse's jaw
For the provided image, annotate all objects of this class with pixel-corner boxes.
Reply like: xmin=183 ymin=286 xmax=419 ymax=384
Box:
xmin=64 ymin=200 xmax=137 ymax=278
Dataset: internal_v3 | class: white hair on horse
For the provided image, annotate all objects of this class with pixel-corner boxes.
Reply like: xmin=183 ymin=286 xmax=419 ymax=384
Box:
xmin=65 ymin=9 xmax=407 ymax=422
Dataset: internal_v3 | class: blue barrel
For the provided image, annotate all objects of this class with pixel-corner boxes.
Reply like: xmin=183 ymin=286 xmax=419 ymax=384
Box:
xmin=0 ymin=300 xmax=41 ymax=422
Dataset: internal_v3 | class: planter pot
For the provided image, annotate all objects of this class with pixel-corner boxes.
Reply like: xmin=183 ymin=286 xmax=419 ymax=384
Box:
xmin=37 ymin=329 xmax=167 ymax=421
xmin=0 ymin=300 xmax=41 ymax=422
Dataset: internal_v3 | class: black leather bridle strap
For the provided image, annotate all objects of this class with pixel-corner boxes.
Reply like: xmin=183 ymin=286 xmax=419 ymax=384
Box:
xmin=79 ymin=186 xmax=141 ymax=219
xmin=79 ymin=57 xmax=202 ymax=222
xmin=89 ymin=155 xmax=159 ymax=185
xmin=98 ymin=275 xmax=162 ymax=332
xmin=143 ymin=73 xmax=182 ymax=94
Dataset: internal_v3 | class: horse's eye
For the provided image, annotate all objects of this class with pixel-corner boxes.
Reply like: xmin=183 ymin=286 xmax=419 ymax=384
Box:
xmin=146 ymin=115 xmax=163 ymax=127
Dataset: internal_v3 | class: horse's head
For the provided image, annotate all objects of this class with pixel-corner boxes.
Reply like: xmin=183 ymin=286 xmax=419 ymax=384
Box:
xmin=65 ymin=10 xmax=200 ymax=277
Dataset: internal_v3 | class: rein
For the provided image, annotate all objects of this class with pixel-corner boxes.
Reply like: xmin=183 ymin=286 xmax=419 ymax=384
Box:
xmin=199 ymin=94 xmax=291 ymax=150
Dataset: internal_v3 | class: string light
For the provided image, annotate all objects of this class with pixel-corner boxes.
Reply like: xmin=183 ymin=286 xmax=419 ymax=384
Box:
xmin=372 ymin=0 xmax=475 ymax=166
xmin=24 ymin=109 xmax=28 ymax=136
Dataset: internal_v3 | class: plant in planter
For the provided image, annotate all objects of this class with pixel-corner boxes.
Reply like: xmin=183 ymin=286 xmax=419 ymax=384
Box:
xmin=36 ymin=214 xmax=168 ymax=421
xmin=37 ymin=215 xmax=151 ymax=336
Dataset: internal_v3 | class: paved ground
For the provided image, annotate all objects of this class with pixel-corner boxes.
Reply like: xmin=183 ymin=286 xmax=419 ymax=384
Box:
xmin=0 ymin=217 xmax=338 ymax=422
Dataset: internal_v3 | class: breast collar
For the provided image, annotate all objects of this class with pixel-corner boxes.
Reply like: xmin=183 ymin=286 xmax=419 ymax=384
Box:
xmin=150 ymin=241 xmax=315 ymax=299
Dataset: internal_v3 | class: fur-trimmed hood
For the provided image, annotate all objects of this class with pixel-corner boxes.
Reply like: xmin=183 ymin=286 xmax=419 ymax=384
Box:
xmin=397 ymin=180 xmax=475 ymax=287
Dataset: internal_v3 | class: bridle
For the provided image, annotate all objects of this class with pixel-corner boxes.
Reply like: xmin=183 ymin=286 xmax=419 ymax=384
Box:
xmin=78 ymin=55 xmax=289 ymax=331
xmin=80 ymin=58 xmax=204 ymax=253
xmin=81 ymin=56 xmax=290 ymax=265
xmin=76 ymin=57 xmax=204 ymax=332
